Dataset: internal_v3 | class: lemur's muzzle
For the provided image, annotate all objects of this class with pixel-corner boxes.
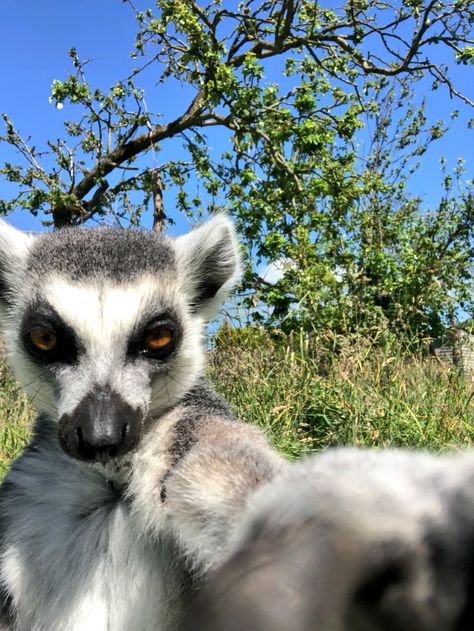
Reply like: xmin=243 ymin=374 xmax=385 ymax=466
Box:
xmin=58 ymin=386 xmax=142 ymax=463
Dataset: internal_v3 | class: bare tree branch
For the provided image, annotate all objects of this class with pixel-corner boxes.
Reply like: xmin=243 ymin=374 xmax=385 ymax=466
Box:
xmin=151 ymin=169 xmax=165 ymax=233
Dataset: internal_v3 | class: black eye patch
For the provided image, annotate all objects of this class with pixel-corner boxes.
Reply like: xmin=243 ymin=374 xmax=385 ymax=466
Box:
xmin=20 ymin=303 xmax=79 ymax=365
xmin=127 ymin=312 xmax=181 ymax=361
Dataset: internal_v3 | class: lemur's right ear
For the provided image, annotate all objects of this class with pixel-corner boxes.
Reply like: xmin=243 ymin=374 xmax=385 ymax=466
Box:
xmin=0 ymin=220 xmax=35 ymax=302
xmin=174 ymin=215 xmax=242 ymax=320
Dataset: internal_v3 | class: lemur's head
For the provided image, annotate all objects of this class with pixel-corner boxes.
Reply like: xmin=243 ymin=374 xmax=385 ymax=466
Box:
xmin=0 ymin=216 xmax=240 ymax=464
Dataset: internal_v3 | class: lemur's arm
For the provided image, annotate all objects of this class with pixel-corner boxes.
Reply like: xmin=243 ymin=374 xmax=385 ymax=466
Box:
xmin=128 ymin=399 xmax=284 ymax=573
xmin=186 ymin=449 xmax=474 ymax=631
xmin=163 ymin=421 xmax=283 ymax=571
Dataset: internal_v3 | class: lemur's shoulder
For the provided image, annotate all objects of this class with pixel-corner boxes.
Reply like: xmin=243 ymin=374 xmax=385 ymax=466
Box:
xmin=169 ymin=378 xmax=279 ymax=472
xmin=165 ymin=380 xmax=236 ymax=474
xmin=180 ymin=379 xmax=235 ymax=418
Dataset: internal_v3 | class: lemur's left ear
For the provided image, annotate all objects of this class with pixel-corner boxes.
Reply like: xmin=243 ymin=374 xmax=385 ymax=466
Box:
xmin=0 ymin=219 xmax=35 ymax=303
xmin=174 ymin=215 xmax=241 ymax=318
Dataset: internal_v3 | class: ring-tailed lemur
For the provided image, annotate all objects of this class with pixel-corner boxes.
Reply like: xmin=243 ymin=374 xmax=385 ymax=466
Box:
xmin=1 ymin=216 xmax=474 ymax=631
xmin=0 ymin=216 xmax=284 ymax=631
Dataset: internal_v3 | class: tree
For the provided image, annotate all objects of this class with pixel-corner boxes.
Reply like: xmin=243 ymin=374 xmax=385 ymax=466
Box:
xmin=0 ymin=0 xmax=473 ymax=335
xmin=227 ymin=73 xmax=474 ymax=337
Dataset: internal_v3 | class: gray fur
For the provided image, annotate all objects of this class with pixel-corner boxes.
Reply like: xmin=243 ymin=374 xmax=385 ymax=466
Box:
xmin=170 ymin=382 xmax=235 ymax=466
xmin=190 ymin=449 xmax=474 ymax=631
xmin=160 ymin=381 xmax=236 ymax=502
xmin=28 ymin=227 xmax=176 ymax=281
xmin=0 ymin=499 xmax=13 ymax=629
xmin=0 ymin=380 xmax=282 ymax=630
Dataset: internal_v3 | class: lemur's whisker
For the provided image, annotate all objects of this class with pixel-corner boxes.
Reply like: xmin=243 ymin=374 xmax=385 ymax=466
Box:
xmin=150 ymin=375 xmax=193 ymax=404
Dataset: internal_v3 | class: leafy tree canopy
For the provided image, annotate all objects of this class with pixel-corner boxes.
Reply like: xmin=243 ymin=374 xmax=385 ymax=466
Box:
xmin=1 ymin=0 xmax=473 ymax=336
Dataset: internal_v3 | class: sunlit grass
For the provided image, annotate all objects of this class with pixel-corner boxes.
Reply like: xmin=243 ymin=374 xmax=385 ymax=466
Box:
xmin=0 ymin=357 xmax=34 ymax=476
xmin=209 ymin=327 xmax=474 ymax=458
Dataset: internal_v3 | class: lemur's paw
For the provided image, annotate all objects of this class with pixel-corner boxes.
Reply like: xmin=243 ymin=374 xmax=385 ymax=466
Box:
xmin=187 ymin=448 xmax=474 ymax=631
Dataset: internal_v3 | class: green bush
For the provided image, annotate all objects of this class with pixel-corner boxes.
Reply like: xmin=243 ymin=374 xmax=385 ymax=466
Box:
xmin=0 ymin=358 xmax=33 ymax=476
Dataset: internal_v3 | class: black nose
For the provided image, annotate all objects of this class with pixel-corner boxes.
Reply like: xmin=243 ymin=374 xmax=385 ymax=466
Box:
xmin=74 ymin=422 xmax=132 ymax=463
xmin=58 ymin=386 xmax=142 ymax=463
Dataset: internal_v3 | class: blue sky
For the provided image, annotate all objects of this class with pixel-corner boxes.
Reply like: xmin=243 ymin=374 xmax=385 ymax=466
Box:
xmin=0 ymin=0 xmax=473 ymax=238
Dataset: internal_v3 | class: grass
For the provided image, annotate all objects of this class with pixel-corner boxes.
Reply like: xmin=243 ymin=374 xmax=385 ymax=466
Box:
xmin=209 ymin=327 xmax=474 ymax=458
xmin=0 ymin=358 xmax=34 ymax=476
xmin=0 ymin=327 xmax=473 ymax=475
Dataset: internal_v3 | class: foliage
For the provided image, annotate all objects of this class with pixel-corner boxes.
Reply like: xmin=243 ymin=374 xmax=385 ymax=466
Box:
xmin=0 ymin=1 xmax=473 ymax=335
xmin=0 ymin=356 xmax=33 ymax=476
xmin=228 ymin=81 xmax=473 ymax=337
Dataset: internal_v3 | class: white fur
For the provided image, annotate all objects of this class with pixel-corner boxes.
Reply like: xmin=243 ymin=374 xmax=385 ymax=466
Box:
xmin=5 ymin=273 xmax=205 ymax=420
xmin=0 ymin=220 xmax=34 ymax=273
xmin=0 ymin=221 xmax=36 ymax=316
xmin=174 ymin=215 xmax=242 ymax=321
xmin=1 ymin=453 xmax=182 ymax=631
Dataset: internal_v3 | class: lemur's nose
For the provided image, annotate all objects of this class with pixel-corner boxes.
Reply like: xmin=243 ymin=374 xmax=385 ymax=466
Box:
xmin=58 ymin=386 xmax=142 ymax=463
xmin=75 ymin=422 xmax=132 ymax=463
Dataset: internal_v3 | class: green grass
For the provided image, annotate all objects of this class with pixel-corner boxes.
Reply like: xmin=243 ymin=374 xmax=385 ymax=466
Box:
xmin=209 ymin=327 xmax=474 ymax=458
xmin=0 ymin=328 xmax=473 ymax=475
xmin=0 ymin=358 xmax=34 ymax=476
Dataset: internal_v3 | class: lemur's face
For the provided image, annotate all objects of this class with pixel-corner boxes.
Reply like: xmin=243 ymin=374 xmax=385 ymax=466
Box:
xmin=0 ymin=217 xmax=240 ymax=464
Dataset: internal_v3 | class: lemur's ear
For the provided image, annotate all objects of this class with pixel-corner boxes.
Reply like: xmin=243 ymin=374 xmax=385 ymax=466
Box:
xmin=174 ymin=215 xmax=241 ymax=318
xmin=0 ymin=220 xmax=35 ymax=302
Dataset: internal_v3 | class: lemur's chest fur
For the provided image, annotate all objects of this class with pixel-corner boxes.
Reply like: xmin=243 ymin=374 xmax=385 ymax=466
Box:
xmin=0 ymin=383 xmax=269 ymax=631
xmin=0 ymin=388 xmax=218 ymax=631
xmin=0 ymin=409 xmax=199 ymax=631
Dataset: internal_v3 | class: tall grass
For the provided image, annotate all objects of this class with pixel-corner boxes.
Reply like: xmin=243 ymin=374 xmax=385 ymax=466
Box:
xmin=209 ymin=327 xmax=474 ymax=458
xmin=0 ymin=328 xmax=472 ymax=475
xmin=0 ymin=359 xmax=33 ymax=476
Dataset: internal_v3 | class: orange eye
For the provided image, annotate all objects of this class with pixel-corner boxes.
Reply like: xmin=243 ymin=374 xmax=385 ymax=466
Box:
xmin=143 ymin=326 xmax=174 ymax=351
xmin=29 ymin=329 xmax=58 ymax=352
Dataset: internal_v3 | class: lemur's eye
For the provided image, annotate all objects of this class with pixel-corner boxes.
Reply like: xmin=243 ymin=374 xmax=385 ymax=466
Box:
xmin=143 ymin=326 xmax=174 ymax=351
xmin=29 ymin=328 xmax=58 ymax=352
xmin=21 ymin=305 xmax=79 ymax=365
xmin=128 ymin=317 xmax=179 ymax=360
